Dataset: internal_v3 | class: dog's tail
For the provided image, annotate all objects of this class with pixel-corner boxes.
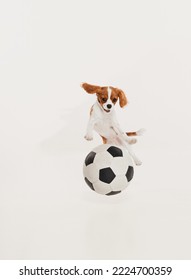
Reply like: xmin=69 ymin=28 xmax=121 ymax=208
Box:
xmin=126 ymin=128 xmax=146 ymax=136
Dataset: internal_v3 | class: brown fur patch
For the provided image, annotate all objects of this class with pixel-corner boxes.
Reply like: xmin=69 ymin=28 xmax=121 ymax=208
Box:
xmin=96 ymin=87 xmax=108 ymax=107
xmin=126 ymin=132 xmax=137 ymax=136
xmin=100 ymin=135 xmax=107 ymax=144
xmin=110 ymin=87 xmax=119 ymax=104
xmin=81 ymin=83 xmax=101 ymax=94
xmin=114 ymin=88 xmax=128 ymax=107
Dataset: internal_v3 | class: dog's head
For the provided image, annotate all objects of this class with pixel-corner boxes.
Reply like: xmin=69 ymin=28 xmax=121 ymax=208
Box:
xmin=81 ymin=83 xmax=128 ymax=113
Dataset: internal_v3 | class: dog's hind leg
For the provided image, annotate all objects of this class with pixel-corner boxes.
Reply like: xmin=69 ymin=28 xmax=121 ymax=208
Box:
xmin=126 ymin=128 xmax=146 ymax=137
xmin=125 ymin=128 xmax=146 ymax=144
xmin=124 ymin=142 xmax=142 ymax=166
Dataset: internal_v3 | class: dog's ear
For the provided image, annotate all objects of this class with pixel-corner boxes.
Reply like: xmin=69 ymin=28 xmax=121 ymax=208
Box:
xmin=116 ymin=88 xmax=128 ymax=107
xmin=81 ymin=83 xmax=101 ymax=94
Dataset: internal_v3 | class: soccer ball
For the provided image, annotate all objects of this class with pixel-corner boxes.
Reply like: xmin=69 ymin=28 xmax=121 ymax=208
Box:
xmin=83 ymin=144 xmax=134 ymax=196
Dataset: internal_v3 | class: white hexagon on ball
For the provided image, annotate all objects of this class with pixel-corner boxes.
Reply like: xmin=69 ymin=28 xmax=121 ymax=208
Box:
xmin=83 ymin=144 xmax=134 ymax=196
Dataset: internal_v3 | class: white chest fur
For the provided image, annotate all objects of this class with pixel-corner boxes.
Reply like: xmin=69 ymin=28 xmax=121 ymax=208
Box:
xmin=91 ymin=102 xmax=119 ymax=138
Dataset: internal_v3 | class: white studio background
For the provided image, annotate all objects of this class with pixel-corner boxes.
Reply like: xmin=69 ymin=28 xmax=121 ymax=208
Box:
xmin=0 ymin=0 xmax=191 ymax=259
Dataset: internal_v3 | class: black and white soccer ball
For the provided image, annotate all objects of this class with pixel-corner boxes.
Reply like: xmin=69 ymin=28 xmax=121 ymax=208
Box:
xmin=83 ymin=144 xmax=134 ymax=196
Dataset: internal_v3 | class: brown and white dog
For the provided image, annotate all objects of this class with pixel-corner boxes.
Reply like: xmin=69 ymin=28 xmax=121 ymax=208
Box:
xmin=81 ymin=83 xmax=144 ymax=165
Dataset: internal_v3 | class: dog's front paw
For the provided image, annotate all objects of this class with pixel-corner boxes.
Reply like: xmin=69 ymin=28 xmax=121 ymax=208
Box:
xmin=84 ymin=134 xmax=93 ymax=141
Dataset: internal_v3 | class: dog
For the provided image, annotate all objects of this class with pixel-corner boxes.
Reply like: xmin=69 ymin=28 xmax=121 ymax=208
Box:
xmin=81 ymin=83 xmax=144 ymax=165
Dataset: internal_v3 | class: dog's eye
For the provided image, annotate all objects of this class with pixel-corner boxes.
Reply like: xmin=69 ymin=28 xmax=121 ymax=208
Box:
xmin=102 ymin=98 xmax=107 ymax=102
xmin=113 ymin=98 xmax=117 ymax=103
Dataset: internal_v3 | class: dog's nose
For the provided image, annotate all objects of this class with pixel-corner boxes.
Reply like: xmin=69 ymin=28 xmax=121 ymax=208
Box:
xmin=107 ymin=104 xmax=112 ymax=109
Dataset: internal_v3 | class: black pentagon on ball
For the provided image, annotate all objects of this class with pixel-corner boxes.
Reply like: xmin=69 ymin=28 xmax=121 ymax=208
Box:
xmin=84 ymin=177 xmax=95 ymax=191
xmin=107 ymin=146 xmax=123 ymax=157
xmin=106 ymin=190 xmax=121 ymax=196
xmin=126 ymin=166 xmax=134 ymax=182
xmin=99 ymin=167 xmax=116 ymax=184
xmin=85 ymin=151 xmax=96 ymax=166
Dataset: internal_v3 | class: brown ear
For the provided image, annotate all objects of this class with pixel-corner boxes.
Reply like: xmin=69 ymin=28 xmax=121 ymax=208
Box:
xmin=117 ymin=88 xmax=128 ymax=107
xmin=81 ymin=83 xmax=101 ymax=94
